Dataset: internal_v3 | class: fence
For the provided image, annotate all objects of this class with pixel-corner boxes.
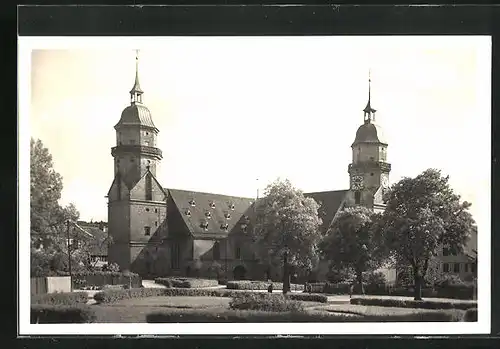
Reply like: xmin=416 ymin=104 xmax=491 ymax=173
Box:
xmin=31 ymin=277 xmax=71 ymax=295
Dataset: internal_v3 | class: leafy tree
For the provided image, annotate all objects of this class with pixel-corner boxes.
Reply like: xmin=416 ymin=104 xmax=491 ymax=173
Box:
xmin=378 ymin=169 xmax=475 ymax=300
xmin=30 ymin=138 xmax=86 ymax=275
xmin=319 ymin=206 xmax=386 ymax=294
xmin=251 ymin=179 xmax=323 ymax=293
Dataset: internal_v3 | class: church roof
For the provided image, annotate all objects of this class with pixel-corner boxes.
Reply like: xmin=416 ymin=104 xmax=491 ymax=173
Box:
xmin=115 ymin=104 xmax=157 ymax=130
xmin=303 ymin=189 xmax=349 ymax=233
xmin=167 ymin=188 xmax=256 ymax=238
xmin=352 ymin=122 xmax=387 ymax=146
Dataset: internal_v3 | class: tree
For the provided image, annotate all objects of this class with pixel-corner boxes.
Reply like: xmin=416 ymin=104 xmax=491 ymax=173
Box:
xmin=319 ymin=206 xmax=386 ymax=294
xmin=378 ymin=169 xmax=475 ymax=300
xmin=30 ymin=138 xmax=82 ymax=275
xmin=251 ymin=179 xmax=323 ymax=293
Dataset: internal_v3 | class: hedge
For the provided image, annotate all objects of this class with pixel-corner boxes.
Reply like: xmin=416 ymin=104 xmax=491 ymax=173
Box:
xmin=93 ymin=287 xmax=328 ymax=304
xmin=31 ymin=305 xmax=96 ymax=323
xmin=154 ymin=277 xmax=219 ymax=288
xmin=146 ymin=308 xmax=462 ymax=323
xmin=229 ymin=293 xmax=305 ymax=312
xmin=227 ymin=280 xmax=304 ymax=291
xmin=305 ymin=282 xmax=351 ymax=294
xmin=462 ymin=308 xmax=478 ymax=322
xmin=350 ymin=297 xmax=477 ymax=310
xmin=73 ymin=271 xmax=142 ymax=289
xmin=31 ymin=292 xmax=89 ymax=306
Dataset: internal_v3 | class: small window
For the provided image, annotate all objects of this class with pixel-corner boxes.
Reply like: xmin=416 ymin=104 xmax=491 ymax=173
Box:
xmin=155 ymin=221 xmax=158 ymax=227
xmin=116 ymin=159 xmax=120 ymax=164
xmin=370 ymin=173 xmax=374 ymax=176
xmin=210 ymin=202 xmax=216 ymax=208
xmin=370 ymin=156 xmax=374 ymax=160
xmin=155 ymin=208 xmax=158 ymax=213
xmin=185 ymin=209 xmax=191 ymax=216
xmin=144 ymin=226 xmax=151 ymax=236
xmin=221 ymin=223 xmax=229 ymax=230
xmin=235 ymin=246 xmax=241 ymax=259
xmin=146 ymin=132 xmax=149 ymax=135
xmin=130 ymin=158 xmax=135 ymax=162
xmin=454 ymin=263 xmax=460 ymax=273
xmin=224 ymin=213 xmax=231 ymax=220
xmin=146 ymin=208 xmax=150 ymax=212
xmin=189 ymin=199 xmax=196 ymax=207
xmin=354 ymin=191 xmax=361 ymax=204
xmin=229 ymin=203 xmax=235 ymax=210
xmin=200 ymin=222 xmax=209 ymax=230
xmin=205 ymin=211 xmax=212 ymax=219
xmin=443 ymin=263 xmax=449 ymax=272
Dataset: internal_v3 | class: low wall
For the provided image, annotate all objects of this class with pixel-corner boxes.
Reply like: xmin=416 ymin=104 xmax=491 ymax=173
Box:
xmin=31 ymin=276 xmax=71 ymax=295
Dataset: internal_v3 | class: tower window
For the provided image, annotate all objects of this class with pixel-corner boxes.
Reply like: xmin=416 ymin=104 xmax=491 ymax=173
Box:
xmin=155 ymin=221 xmax=158 ymax=227
xmin=155 ymin=208 xmax=158 ymax=213
xmin=235 ymin=246 xmax=241 ymax=259
xmin=370 ymin=156 xmax=374 ymax=160
xmin=146 ymin=208 xmax=150 ymax=212
xmin=130 ymin=158 xmax=135 ymax=162
xmin=371 ymin=173 xmax=374 ymax=176
xmin=144 ymin=226 xmax=151 ymax=236
xmin=354 ymin=191 xmax=361 ymax=204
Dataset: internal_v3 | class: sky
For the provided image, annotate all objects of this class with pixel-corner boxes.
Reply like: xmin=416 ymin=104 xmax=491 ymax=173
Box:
xmin=25 ymin=36 xmax=490 ymax=235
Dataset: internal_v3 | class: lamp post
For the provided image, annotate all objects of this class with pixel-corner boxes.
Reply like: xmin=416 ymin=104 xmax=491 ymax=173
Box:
xmin=66 ymin=220 xmax=73 ymax=292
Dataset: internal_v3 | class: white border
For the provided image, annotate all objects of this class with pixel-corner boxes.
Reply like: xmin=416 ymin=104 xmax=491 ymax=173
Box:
xmin=18 ymin=36 xmax=491 ymax=336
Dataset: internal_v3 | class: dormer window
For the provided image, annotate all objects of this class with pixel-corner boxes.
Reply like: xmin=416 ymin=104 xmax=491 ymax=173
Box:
xmin=240 ymin=223 xmax=247 ymax=232
xmin=229 ymin=203 xmax=235 ymax=210
xmin=220 ymin=223 xmax=229 ymax=230
xmin=224 ymin=212 xmax=231 ymax=220
xmin=205 ymin=211 xmax=212 ymax=219
xmin=185 ymin=209 xmax=191 ymax=217
xmin=200 ymin=221 xmax=209 ymax=230
xmin=210 ymin=201 xmax=216 ymax=209
xmin=189 ymin=199 xmax=196 ymax=207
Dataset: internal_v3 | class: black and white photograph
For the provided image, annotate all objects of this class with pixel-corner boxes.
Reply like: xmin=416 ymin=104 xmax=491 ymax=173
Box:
xmin=18 ymin=35 xmax=490 ymax=335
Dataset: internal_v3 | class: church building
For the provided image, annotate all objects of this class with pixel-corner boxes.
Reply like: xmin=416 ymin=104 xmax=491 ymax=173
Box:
xmin=106 ymin=53 xmax=392 ymax=280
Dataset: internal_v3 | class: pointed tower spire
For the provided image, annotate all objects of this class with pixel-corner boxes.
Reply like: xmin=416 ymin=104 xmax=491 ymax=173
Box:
xmin=363 ymin=69 xmax=376 ymax=123
xmin=130 ymin=49 xmax=144 ymax=104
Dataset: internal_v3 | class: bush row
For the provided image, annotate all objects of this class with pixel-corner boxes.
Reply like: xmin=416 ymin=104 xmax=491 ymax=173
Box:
xmin=73 ymin=271 xmax=142 ymax=289
xmin=145 ymin=308 xmax=463 ymax=323
xmin=229 ymin=293 xmax=305 ymax=312
xmin=305 ymin=282 xmax=351 ymax=294
xmin=350 ymin=297 xmax=477 ymax=310
xmin=93 ymin=287 xmax=328 ymax=304
xmin=31 ymin=292 xmax=89 ymax=306
xmin=226 ymin=280 xmax=304 ymax=291
xmin=31 ymin=305 xmax=96 ymax=323
xmin=154 ymin=277 xmax=219 ymax=288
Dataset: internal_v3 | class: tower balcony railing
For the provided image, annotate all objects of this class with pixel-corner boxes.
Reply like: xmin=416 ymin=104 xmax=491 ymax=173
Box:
xmin=348 ymin=161 xmax=391 ymax=173
xmin=111 ymin=144 xmax=163 ymax=159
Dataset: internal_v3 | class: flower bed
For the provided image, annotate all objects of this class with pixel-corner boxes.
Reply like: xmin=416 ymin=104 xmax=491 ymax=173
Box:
xmin=154 ymin=277 xmax=219 ymax=288
xmin=93 ymin=287 xmax=328 ymax=304
xmin=31 ymin=305 xmax=96 ymax=323
xmin=145 ymin=308 xmax=462 ymax=323
xmin=350 ymin=297 xmax=477 ymax=310
xmin=226 ymin=280 xmax=304 ymax=291
xmin=31 ymin=292 xmax=89 ymax=306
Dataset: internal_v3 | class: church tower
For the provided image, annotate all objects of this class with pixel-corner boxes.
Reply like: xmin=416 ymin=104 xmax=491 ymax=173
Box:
xmin=107 ymin=50 xmax=168 ymax=274
xmin=347 ymin=72 xmax=391 ymax=212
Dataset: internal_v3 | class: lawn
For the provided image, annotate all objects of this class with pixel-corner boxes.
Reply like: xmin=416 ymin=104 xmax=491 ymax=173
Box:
xmin=92 ymin=296 xmax=324 ymax=322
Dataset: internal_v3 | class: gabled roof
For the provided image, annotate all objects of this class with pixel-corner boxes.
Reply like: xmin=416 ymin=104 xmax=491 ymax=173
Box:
xmin=74 ymin=223 xmax=109 ymax=256
xmin=167 ymin=188 xmax=255 ymax=238
xmin=303 ymin=189 xmax=349 ymax=233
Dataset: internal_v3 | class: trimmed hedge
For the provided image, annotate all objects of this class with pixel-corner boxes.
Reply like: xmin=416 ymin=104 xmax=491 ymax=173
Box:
xmin=227 ymin=280 xmax=304 ymax=291
xmin=31 ymin=305 xmax=96 ymax=323
xmin=229 ymin=293 xmax=305 ymax=312
xmin=146 ymin=308 xmax=462 ymax=323
xmin=93 ymin=287 xmax=328 ymax=304
xmin=31 ymin=292 xmax=89 ymax=306
xmin=350 ymin=297 xmax=477 ymax=310
xmin=463 ymin=308 xmax=478 ymax=322
xmin=305 ymin=282 xmax=351 ymax=294
xmin=73 ymin=271 xmax=141 ymax=289
xmin=154 ymin=277 xmax=219 ymax=288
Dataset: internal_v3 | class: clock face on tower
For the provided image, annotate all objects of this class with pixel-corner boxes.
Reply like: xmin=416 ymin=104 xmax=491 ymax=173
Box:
xmin=381 ymin=174 xmax=389 ymax=188
xmin=351 ymin=175 xmax=363 ymax=190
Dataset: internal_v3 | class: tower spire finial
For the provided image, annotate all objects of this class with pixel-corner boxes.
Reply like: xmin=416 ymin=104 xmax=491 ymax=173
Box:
xmin=363 ymin=68 xmax=376 ymax=122
xmin=130 ymin=49 xmax=143 ymax=104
